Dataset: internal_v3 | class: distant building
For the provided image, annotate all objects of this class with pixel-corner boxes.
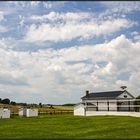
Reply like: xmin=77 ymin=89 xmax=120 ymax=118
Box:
xmin=0 ymin=108 xmax=10 ymax=118
xmin=74 ymin=90 xmax=140 ymax=117
xmin=19 ymin=108 xmax=38 ymax=117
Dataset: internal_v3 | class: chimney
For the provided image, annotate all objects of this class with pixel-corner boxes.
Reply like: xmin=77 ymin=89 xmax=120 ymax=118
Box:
xmin=86 ymin=90 xmax=89 ymax=96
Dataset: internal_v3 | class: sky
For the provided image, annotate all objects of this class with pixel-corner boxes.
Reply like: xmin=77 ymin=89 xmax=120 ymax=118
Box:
xmin=0 ymin=1 xmax=140 ymax=104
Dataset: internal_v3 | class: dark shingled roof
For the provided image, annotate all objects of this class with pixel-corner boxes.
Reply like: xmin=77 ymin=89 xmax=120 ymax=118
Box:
xmin=81 ymin=90 xmax=126 ymax=100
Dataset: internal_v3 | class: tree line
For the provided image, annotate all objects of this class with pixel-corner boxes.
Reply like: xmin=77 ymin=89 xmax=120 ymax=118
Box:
xmin=0 ymin=98 xmax=37 ymax=107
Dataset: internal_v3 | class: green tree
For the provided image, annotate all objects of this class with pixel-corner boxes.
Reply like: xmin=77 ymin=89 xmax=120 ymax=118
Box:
xmin=10 ymin=101 xmax=16 ymax=105
xmin=39 ymin=103 xmax=42 ymax=108
xmin=2 ymin=98 xmax=10 ymax=104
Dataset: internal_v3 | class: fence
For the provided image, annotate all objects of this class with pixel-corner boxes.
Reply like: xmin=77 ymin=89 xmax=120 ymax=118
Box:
xmin=38 ymin=110 xmax=73 ymax=115
xmin=11 ymin=109 xmax=73 ymax=116
xmin=84 ymin=99 xmax=140 ymax=112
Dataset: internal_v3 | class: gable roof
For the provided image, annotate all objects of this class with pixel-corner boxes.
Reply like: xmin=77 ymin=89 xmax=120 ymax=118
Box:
xmin=81 ymin=90 xmax=135 ymax=100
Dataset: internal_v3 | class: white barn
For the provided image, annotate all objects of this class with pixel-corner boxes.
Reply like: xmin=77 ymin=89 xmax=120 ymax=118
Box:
xmin=74 ymin=90 xmax=140 ymax=117
xmin=19 ymin=108 xmax=38 ymax=117
xmin=0 ymin=108 xmax=10 ymax=118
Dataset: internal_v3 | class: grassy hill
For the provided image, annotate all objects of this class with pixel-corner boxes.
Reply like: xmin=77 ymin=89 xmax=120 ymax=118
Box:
xmin=0 ymin=114 xmax=140 ymax=139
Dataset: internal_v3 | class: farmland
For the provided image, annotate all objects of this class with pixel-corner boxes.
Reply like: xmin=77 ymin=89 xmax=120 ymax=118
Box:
xmin=0 ymin=114 xmax=140 ymax=139
xmin=0 ymin=103 xmax=74 ymax=114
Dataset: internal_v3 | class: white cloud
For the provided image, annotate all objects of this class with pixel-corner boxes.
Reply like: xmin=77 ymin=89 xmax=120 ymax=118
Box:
xmin=30 ymin=12 xmax=91 ymax=22
xmin=25 ymin=18 xmax=134 ymax=43
xmin=1 ymin=34 xmax=140 ymax=103
xmin=131 ymin=31 xmax=140 ymax=42
xmin=101 ymin=1 xmax=140 ymax=14
xmin=0 ymin=11 xmax=4 ymax=21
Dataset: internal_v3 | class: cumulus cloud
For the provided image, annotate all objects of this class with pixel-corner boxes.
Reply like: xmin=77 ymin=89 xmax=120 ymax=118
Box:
xmin=1 ymin=34 xmax=140 ymax=103
xmin=30 ymin=12 xmax=91 ymax=22
xmin=25 ymin=17 xmax=134 ymax=43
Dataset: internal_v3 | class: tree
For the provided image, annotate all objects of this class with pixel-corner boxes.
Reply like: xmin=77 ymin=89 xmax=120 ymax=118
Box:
xmin=2 ymin=98 xmax=10 ymax=104
xmin=39 ymin=103 xmax=42 ymax=108
xmin=10 ymin=101 xmax=16 ymax=105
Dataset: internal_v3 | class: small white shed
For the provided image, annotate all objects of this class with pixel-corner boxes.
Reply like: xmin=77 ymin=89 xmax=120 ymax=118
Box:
xmin=0 ymin=108 xmax=10 ymax=118
xmin=74 ymin=103 xmax=85 ymax=116
xmin=19 ymin=108 xmax=38 ymax=117
xmin=19 ymin=108 xmax=27 ymax=116
xmin=26 ymin=109 xmax=38 ymax=117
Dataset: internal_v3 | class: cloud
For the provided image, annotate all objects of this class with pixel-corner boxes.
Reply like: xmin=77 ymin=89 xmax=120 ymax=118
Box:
xmin=100 ymin=1 xmax=140 ymax=14
xmin=25 ymin=17 xmax=134 ymax=43
xmin=131 ymin=31 xmax=140 ymax=42
xmin=0 ymin=11 xmax=4 ymax=21
xmin=30 ymin=12 xmax=91 ymax=22
xmin=1 ymin=34 xmax=140 ymax=103
xmin=0 ymin=74 xmax=29 ymax=86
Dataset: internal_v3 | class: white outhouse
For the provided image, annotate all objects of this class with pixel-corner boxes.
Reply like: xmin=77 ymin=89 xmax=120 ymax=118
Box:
xmin=19 ymin=108 xmax=38 ymax=117
xmin=19 ymin=108 xmax=27 ymax=116
xmin=0 ymin=108 xmax=10 ymax=118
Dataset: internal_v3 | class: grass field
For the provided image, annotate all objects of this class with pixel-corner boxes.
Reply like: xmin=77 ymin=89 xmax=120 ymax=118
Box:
xmin=0 ymin=114 xmax=140 ymax=139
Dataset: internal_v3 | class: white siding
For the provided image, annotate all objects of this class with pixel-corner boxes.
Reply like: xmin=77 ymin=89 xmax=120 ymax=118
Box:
xmin=108 ymin=101 xmax=117 ymax=111
xmin=118 ymin=91 xmax=133 ymax=99
xmin=19 ymin=108 xmax=38 ymax=117
xmin=74 ymin=104 xmax=85 ymax=116
xmin=0 ymin=108 xmax=10 ymax=118
xmin=19 ymin=108 xmax=27 ymax=116
xmin=86 ymin=111 xmax=140 ymax=117
xmin=26 ymin=109 xmax=38 ymax=117
xmin=98 ymin=101 xmax=108 ymax=111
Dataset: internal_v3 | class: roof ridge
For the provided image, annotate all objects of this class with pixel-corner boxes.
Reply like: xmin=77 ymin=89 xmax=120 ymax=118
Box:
xmin=89 ymin=90 xmax=124 ymax=94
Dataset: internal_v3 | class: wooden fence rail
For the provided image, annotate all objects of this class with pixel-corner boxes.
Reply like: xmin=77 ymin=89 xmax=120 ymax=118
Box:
xmin=11 ymin=110 xmax=73 ymax=116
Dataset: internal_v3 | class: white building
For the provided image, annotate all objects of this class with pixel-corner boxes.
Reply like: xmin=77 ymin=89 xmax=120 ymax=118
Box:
xmin=0 ymin=108 xmax=10 ymax=118
xmin=74 ymin=90 xmax=140 ymax=117
xmin=19 ymin=108 xmax=38 ymax=117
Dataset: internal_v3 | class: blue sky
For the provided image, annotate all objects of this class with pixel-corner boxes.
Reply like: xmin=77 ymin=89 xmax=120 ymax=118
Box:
xmin=0 ymin=1 xmax=140 ymax=104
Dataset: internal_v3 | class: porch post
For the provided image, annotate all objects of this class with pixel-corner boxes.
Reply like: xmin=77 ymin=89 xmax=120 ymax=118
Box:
xmin=117 ymin=100 xmax=119 ymax=111
xmin=107 ymin=100 xmax=109 ymax=111
xmin=128 ymin=100 xmax=130 ymax=112
xmin=97 ymin=101 xmax=98 ymax=111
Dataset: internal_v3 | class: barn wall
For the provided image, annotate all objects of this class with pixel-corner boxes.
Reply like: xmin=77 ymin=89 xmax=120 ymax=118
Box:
xmin=118 ymin=91 xmax=133 ymax=98
xmin=74 ymin=104 xmax=85 ymax=116
xmin=98 ymin=102 xmax=108 ymax=111
xmin=86 ymin=111 xmax=140 ymax=117
xmin=108 ymin=101 xmax=117 ymax=111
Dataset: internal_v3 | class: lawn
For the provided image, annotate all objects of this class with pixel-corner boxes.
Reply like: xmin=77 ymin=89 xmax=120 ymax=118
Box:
xmin=0 ymin=114 xmax=140 ymax=139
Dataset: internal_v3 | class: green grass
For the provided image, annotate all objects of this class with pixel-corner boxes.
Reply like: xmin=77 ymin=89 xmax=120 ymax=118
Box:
xmin=0 ymin=114 xmax=140 ymax=139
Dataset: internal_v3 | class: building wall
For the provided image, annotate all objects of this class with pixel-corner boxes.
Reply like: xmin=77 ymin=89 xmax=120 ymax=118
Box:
xmin=82 ymin=100 xmax=117 ymax=111
xmin=108 ymin=101 xmax=117 ymax=111
xmin=74 ymin=104 xmax=85 ymax=116
xmin=98 ymin=101 xmax=108 ymax=111
xmin=0 ymin=108 xmax=10 ymax=118
xmin=19 ymin=108 xmax=27 ymax=116
xmin=86 ymin=111 xmax=140 ymax=117
xmin=118 ymin=91 xmax=133 ymax=99
xmin=26 ymin=109 xmax=38 ymax=117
